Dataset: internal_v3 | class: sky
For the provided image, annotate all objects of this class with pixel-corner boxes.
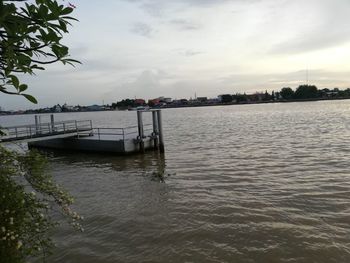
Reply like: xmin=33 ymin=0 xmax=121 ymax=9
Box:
xmin=2 ymin=0 xmax=350 ymax=110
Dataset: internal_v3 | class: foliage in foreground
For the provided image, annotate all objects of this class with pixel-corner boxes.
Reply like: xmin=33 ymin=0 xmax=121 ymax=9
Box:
xmin=0 ymin=146 xmax=83 ymax=262
xmin=1 ymin=0 xmax=82 ymax=261
xmin=0 ymin=0 xmax=79 ymax=103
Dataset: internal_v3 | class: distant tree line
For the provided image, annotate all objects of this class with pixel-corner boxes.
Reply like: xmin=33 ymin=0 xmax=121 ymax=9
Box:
xmin=279 ymin=85 xmax=350 ymax=100
xmin=219 ymin=85 xmax=350 ymax=103
xmin=4 ymin=85 xmax=350 ymax=115
xmin=111 ymin=99 xmax=146 ymax=110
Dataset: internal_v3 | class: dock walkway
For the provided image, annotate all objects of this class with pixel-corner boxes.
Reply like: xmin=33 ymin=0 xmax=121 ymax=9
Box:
xmin=0 ymin=110 xmax=165 ymax=154
xmin=0 ymin=120 xmax=93 ymax=142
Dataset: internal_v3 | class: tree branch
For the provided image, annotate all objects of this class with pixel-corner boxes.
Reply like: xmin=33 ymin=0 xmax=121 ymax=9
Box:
xmin=14 ymin=44 xmax=49 ymax=52
xmin=31 ymin=58 xmax=60 ymax=64
xmin=0 ymin=89 xmax=19 ymax=95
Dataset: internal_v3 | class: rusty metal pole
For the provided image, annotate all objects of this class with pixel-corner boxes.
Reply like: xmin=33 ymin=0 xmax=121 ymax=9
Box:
xmin=35 ymin=115 xmax=39 ymax=134
xmin=50 ymin=114 xmax=55 ymax=133
xmin=137 ymin=110 xmax=145 ymax=153
xmin=152 ymin=110 xmax=159 ymax=149
xmin=156 ymin=110 xmax=164 ymax=153
xmin=38 ymin=115 xmax=42 ymax=133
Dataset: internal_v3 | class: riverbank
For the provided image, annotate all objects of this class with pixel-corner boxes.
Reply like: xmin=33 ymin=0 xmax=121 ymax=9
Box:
xmin=2 ymin=96 xmax=350 ymax=116
xmin=160 ymin=96 xmax=350 ymax=109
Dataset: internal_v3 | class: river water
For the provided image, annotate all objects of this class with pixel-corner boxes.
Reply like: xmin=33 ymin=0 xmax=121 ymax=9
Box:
xmin=1 ymin=100 xmax=350 ymax=262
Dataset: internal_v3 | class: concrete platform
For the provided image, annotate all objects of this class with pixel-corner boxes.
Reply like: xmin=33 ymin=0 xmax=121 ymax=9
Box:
xmin=28 ymin=135 xmax=156 ymax=154
xmin=5 ymin=110 xmax=164 ymax=155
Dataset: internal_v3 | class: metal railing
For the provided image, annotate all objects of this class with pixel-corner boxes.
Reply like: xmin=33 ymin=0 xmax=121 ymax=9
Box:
xmin=1 ymin=120 xmax=93 ymax=142
xmin=0 ymin=120 xmax=155 ymax=143
xmin=78 ymin=124 xmax=154 ymax=141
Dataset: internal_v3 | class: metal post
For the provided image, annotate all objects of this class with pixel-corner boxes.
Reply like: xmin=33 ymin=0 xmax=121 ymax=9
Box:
xmin=137 ymin=110 xmax=145 ymax=153
xmin=35 ymin=115 xmax=39 ymax=134
xmin=75 ymin=120 xmax=79 ymax=138
xmin=50 ymin=114 xmax=55 ymax=133
xmin=152 ymin=110 xmax=159 ymax=149
xmin=156 ymin=110 xmax=165 ymax=153
xmin=38 ymin=115 xmax=42 ymax=134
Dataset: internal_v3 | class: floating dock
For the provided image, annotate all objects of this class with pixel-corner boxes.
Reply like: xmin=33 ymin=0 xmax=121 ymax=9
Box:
xmin=0 ymin=110 xmax=165 ymax=154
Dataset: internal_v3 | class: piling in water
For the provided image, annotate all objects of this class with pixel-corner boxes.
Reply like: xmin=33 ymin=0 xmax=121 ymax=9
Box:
xmin=50 ymin=114 xmax=55 ymax=132
xmin=156 ymin=110 xmax=165 ymax=153
xmin=152 ymin=110 xmax=159 ymax=149
xmin=137 ymin=111 xmax=145 ymax=153
xmin=35 ymin=115 xmax=39 ymax=134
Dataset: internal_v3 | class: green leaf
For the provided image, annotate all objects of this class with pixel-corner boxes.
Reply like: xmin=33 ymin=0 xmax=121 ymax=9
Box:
xmin=31 ymin=64 xmax=45 ymax=71
xmin=17 ymin=54 xmax=31 ymax=66
xmin=61 ymin=7 xmax=74 ymax=16
xmin=59 ymin=20 xmax=67 ymax=32
xmin=47 ymin=0 xmax=59 ymax=17
xmin=19 ymin=84 xmax=28 ymax=92
xmin=10 ymin=75 xmax=19 ymax=88
xmin=4 ymin=68 xmax=11 ymax=77
xmin=22 ymin=94 xmax=38 ymax=104
xmin=63 ymin=58 xmax=82 ymax=65
xmin=62 ymin=16 xmax=79 ymax=21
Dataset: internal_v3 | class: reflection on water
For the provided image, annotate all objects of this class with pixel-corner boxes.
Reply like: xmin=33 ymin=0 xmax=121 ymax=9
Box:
xmin=2 ymin=100 xmax=350 ymax=263
xmin=43 ymin=149 xmax=168 ymax=181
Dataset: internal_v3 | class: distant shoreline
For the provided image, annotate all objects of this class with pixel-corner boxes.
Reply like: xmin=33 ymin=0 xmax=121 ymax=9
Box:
xmin=161 ymin=96 xmax=350 ymax=109
xmin=1 ymin=97 xmax=350 ymax=116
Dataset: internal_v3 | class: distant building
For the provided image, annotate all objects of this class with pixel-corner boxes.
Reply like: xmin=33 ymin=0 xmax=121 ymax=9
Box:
xmin=321 ymin=89 xmax=339 ymax=98
xmin=73 ymin=106 xmax=81 ymax=111
xmin=41 ymin=107 xmax=52 ymax=113
xmin=103 ymin=105 xmax=112 ymax=111
xmin=86 ymin=104 xmax=103 ymax=111
xmin=207 ymin=98 xmax=220 ymax=104
xmin=62 ymin=103 xmax=75 ymax=112
xmin=159 ymin=97 xmax=172 ymax=103
xmin=218 ymin=94 xmax=234 ymax=103
xmin=246 ymin=93 xmax=264 ymax=102
xmin=52 ymin=104 xmax=62 ymax=112
xmin=148 ymin=98 xmax=160 ymax=106
xmin=180 ymin=99 xmax=188 ymax=104
xmin=197 ymin=97 xmax=208 ymax=103
xmin=134 ymin=99 xmax=146 ymax=105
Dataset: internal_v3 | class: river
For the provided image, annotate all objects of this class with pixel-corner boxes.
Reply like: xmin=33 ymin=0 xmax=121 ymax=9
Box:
xmin=1 ymin=100 xmax=350 ymax=262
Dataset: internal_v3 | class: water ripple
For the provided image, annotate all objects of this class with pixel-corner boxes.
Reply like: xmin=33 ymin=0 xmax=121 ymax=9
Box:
xmin=12 ymin=101 xmax=350 ymax=262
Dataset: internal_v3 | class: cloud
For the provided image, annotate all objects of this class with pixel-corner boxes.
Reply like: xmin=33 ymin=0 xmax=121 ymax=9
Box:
xmin=270 ymin=29 xmax=350 ymax=55
xmin=130 ymin=22 xmax=153 ymax=37
xmin=124 ymin=0 xmax=251 ymax=18
xmin=125 ymin=0 xmax=258 ymax=7
xmin=220 ymin=70 xmax=350 ymax=92
xmin=266 ymin=0 xmax=350 ymax=54
xmin=169 ymin=19 xmax=201 ymax=30
xmin=140 ymin=2 xmax=164 ymax=17
xmin=176 ymin=49 xmax=204 ymax=57
xmin=3 ymin=0 xmax=350 ymax=110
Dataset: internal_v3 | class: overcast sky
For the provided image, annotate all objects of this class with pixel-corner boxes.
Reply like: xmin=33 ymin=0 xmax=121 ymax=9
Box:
xmin=2 ymin=0 xmax=350 ymax=110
